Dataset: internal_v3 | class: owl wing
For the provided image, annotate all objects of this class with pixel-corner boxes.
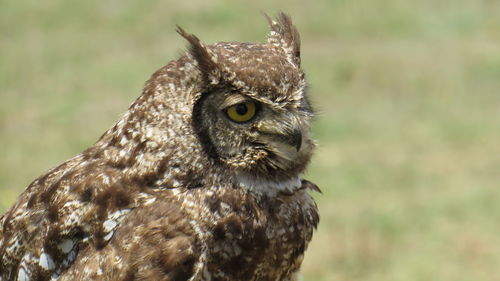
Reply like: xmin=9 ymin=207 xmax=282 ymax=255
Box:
xmin=0 ymin=171 xmax=201 ymax=281
xmin=56 ymin=190 xmax=202 ymax=281
xmin=0 ymin=155 xmax=172 ymax=281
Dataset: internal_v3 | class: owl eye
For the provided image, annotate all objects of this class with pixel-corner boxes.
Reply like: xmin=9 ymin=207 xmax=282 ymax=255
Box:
xmin=225 ymin=101 xmax=257 ymax=123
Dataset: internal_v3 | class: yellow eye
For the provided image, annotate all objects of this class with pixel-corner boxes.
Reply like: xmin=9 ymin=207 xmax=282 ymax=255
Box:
xmin=225 ymin=101 xmax=257 ymax=123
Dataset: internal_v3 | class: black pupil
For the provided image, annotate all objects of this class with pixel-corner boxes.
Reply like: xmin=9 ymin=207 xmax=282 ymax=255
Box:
xmin=235 ymin=103 xmax=248 ymax=115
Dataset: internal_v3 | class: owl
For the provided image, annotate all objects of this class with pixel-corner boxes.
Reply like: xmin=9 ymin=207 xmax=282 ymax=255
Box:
xmin=0 ymin=13 xmax=320 ymax=281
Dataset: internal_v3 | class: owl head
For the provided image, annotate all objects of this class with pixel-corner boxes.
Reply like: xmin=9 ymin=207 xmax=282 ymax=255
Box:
xmin=124 ymin=13 xmax=315 ymax=188
xmin=176 ymin=13 xmax=314 ymax=183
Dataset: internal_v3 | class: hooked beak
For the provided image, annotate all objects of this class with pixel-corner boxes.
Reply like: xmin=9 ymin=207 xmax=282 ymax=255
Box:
xmin=257 ymin=117 xmax=304 ymax=152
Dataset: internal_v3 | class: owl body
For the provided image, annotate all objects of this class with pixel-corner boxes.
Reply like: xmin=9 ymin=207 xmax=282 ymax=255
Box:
xmin=0 ymin=14 xmax=319 ymax=281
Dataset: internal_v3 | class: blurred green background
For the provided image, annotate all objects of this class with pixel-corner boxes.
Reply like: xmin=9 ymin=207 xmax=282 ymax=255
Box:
xmin=1 ymin=0 xmax=500 ymax=280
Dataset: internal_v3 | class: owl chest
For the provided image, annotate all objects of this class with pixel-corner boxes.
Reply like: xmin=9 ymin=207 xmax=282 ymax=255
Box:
xmin=201 ymin=193 xmax=314 ymax=281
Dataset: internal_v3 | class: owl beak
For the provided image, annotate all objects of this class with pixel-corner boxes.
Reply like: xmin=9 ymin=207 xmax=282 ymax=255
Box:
xmin=257 ymin=117 xmax=304 ymax=152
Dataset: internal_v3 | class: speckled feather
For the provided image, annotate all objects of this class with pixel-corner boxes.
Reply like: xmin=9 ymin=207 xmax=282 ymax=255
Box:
xmin=0 ymin=13 xmax=319 ymax=281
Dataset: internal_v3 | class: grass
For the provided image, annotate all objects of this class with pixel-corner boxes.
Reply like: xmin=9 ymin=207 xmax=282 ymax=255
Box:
xmin=1 ymin=0 xmax=500 ymax=280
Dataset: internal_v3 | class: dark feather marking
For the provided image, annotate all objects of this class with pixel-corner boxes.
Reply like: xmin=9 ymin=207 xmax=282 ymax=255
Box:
xmin=79 ymin=187 xmax=93 ymax=202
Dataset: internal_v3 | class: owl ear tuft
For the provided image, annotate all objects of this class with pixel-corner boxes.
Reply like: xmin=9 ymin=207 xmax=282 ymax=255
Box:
xmin=265 ymin=12 xmax=301 ymax=66
xmin=176 ymin=26 xmax=221 ymax=85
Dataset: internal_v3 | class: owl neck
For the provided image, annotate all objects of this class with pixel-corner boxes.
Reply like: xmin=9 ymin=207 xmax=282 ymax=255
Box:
xmin=233 ymin=171 xmax=303 ymax=196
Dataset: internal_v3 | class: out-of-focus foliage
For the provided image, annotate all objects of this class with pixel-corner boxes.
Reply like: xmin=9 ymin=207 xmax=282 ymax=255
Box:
xmin=1 ymin=1 xmax=499 ymax=280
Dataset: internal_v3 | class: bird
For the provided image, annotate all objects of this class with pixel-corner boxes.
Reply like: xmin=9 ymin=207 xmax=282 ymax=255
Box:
xmin=0 ymin=13 xmax=320 ymax=281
